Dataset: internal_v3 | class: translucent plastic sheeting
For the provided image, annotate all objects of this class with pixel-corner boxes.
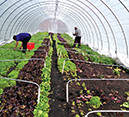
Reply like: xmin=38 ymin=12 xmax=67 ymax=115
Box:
xmin=0 ymin=0 xmax=129 ymax=66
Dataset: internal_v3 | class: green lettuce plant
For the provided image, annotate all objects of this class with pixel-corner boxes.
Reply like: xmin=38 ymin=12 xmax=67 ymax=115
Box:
xmin=120 ymin=101 xmax=129 ymax=109
xmin=113 ymin=67 xmax=121 ymax=76
xmin=88 ymin=96 xmax=102 ymax=109
xmin=34 ymin=43 xmax=52 ymax=117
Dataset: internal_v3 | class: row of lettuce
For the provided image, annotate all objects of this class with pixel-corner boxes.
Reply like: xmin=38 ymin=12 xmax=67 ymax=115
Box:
xmin=54 ymin=33 xmax=129 ymax=117
xmin=0 ymin=32 xmax=49 ymax=95
xmin=34 ymin=39 xmax=53 ymax=116
xmin=0 ymin=32 xmax=52 ymax=116
xmin=0 ymin=32 xmax=128 ymax=116
xmin=55 ymin=33 xmax=122 ymax=78
xmin=60 ymin=33 xmax=129 ymax=76
xmin=61 ymin=33 xmax=116 ymax=65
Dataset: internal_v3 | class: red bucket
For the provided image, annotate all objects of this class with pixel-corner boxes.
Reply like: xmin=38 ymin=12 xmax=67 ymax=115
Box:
xmin=27 ymin=42 xmax=35 ymax=50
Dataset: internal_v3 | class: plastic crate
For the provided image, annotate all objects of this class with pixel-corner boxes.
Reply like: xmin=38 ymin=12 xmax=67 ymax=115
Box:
xmin=27 ymin=42 xmax=35 ymax=50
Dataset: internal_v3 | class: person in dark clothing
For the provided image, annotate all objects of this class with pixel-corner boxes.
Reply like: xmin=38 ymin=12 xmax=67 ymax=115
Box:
xmin=73 ymin=27 xmax=81 ymax=48
xmin=13 ymin=33 xmax=31 ymax=53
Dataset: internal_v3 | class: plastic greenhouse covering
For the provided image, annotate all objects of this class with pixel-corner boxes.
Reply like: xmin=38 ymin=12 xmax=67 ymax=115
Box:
xmin=0 ymin=0 xmax=129 ymax=68
xmin=1 ymin=0 xmax=129 ymax=67
xmin=1 ymin=0 xmax=129 ymax=117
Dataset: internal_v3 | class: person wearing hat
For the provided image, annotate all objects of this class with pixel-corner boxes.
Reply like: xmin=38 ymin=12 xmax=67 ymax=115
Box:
xmin=73 ymin=27 xmax=81 ymax=48
xmin=13 ymin=33 xmax=31 ymax=53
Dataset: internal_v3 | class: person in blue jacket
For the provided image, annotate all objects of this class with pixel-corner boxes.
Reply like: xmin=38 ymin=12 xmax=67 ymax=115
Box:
xmin=13 ymin=33 xmax=31 ymax=53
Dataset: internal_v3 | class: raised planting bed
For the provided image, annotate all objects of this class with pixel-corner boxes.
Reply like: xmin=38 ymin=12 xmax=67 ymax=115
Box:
xmin=56 ymin=34 xmax=129 ymax=117
xmin=57 ymin=34 xmax=129 ymax=79
xmin=0 ymin=33 xmax=52 ymax=116
xmin=67 ymin=79 xmax=129 ymax=117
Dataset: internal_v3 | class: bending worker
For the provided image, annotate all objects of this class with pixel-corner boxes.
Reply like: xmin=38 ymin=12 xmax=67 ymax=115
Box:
xmin=13 ymin=33 xmax=31 ymax=53
xmin=73 ymin=27 xmax=81 ymax=48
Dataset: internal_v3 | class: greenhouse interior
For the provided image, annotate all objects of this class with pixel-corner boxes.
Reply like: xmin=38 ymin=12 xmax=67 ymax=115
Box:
xmin=1 ymin=0 xmax=129 ymax=117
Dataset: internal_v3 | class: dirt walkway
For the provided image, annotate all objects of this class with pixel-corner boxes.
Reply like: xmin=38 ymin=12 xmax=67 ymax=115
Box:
xmin=48 ymin=45 xmax=70 ymax=117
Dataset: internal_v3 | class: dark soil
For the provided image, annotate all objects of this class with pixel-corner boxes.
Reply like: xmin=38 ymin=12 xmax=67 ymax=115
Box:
xmin=48 ymin=44 xmax=69 ymax=117
xmin=0 ymin=38 xmax=50 ymax=117
xmin=48 ymin=36 xmax=129 ymax=117
xmin=68 ymin=80 xmax=129 ymax=117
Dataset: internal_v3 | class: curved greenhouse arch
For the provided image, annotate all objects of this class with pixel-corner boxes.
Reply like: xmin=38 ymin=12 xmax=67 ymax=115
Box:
xmin=0 ymin=0 xmax=129 ymax=66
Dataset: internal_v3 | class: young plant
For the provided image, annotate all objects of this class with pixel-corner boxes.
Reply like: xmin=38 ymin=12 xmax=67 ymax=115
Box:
xmin=120 ymin=101 xmax=129 ymax=109
xmin=0 ymin=88 xmax=3 ymax=95
xmin=77 ymin=82 xmax=80 ymax=86
xmin=97 ymin=112 xmax=102 ymax=117
xmin=72 ymin=101 xmax=75 ymax=106
xmin=88 ymin=96 xmax=102 ymax=109
xmin=82 ymin=82 xmax=85 ymax=87
xmin=125 ymin=91 xmax=129 ymax=97
xmin=113 ymin=67 xmax=121 ymax=76
xmin=80 ymin=111 xmax=84 ymax=116
xmin=86 ymin=90 xmax=90 ymax=94
xmin=80 ymin=90 xmax=83 ymax=94
xmin=75 ymin=114 xmax=80 ymax=117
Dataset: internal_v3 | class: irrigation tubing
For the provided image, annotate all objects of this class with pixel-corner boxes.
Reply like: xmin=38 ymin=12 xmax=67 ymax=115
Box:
xmin=0 ymin=58 xmax=47 ymax=103
xmin=0 ymin=48 xmax=48 ymax=57
xmin=0 ymin=58 xmax=46 ymax=68
xmin=57 ymin=48 xmax=93 ymax=56
xmin=0 ymin=40 xmax=51 ymax=52
xmin=66 ymin=78 xmax=129 ymax=102
xmin=85 ymin=110 xmax=129 ymax=117
xmin=59 ymin=48 xmax=113 ymax=60
xmin=57 ymin=48 xmax=73 ymax=56
xmin=0 ymin=47 xmax=47 ymax=52
xmin=61 ymin=58 xmax=124 ymax=74
xmin=0 ymin=77 xmax=40 ymax=104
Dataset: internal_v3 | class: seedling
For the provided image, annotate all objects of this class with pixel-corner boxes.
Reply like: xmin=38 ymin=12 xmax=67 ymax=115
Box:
xmin=88 ymin=108 xmax=92 ymax=111
xmin=71 ymin=110 xmax=75 ymax=113
xmin=75 ymin=114 xmax=80 ymax=117
xmin=82 ymin=82 xmax=86 ymax=87
xmin=120 ymin=101 xmax=129 ymax=108
xmin=84 ymin=87 xmax=87 ymax=91
xmin=0 ymin=88 xmax=3 ymax=95
xmin=113 ymin=67 xmax=121 ymax=76
xmin=77 ymin=82 xmax=80 ymax=86
xmin=97 ymin=112 xmax=102 ymax=117
xmin=86 ymin=90 xmax=90 ymax=94
xmin=88 ymin=96 xmax=102 ymax=109
xmin=125 ymin=91 xmax=129 ymax=97
xmin=80 ymin=90 xmax=83 ymax=94
xmin=72 ymin=101 xmax=75 ymax=106
xmin=80 ymin=111 xmax=84 ymax=116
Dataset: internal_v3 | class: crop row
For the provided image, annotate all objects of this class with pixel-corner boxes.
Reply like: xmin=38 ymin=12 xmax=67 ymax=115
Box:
xmin=0 ymin=32 xmax=52 ymax=116
xmin=0 ymin=32 xmax=49 ymax=96
xmin=55 ymin=33 xmax=129 ymax=117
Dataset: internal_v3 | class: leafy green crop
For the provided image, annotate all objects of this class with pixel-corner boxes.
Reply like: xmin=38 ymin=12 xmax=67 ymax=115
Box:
xmin=8 ymin=70 xmax=19 ymax=78
xmin=0 ymin=88 xmax=3 ymax=95
xmin=0 ymin=32 xmax=48 ymax=97
xmin=88 ymin=96 xmax=102 ymax=109
xmin=56 ymin=34 xmax=77 ymax=75
xmin=60 ymin=33 xmax=74 ymax=42
xmin=113 ymin=67 xmax=121 ymax=76
xmin=34 ymin=45 xmax=52 ymax=117
xmin=0 ymin=78 xmax=16 ymax=89
xmin=120 ymin=101 xmax=129 ymax=109
xmin=64 ymin=60 xmax=77 ymax=73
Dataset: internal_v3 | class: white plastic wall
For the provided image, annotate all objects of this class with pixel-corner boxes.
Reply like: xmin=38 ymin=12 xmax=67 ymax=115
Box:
xmin=0 ymin=0 xmax=129 ymax=67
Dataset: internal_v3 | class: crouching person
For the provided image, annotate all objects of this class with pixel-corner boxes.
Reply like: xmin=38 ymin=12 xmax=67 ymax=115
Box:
xmin=13 ymin=33 xmax=31 ymax=53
